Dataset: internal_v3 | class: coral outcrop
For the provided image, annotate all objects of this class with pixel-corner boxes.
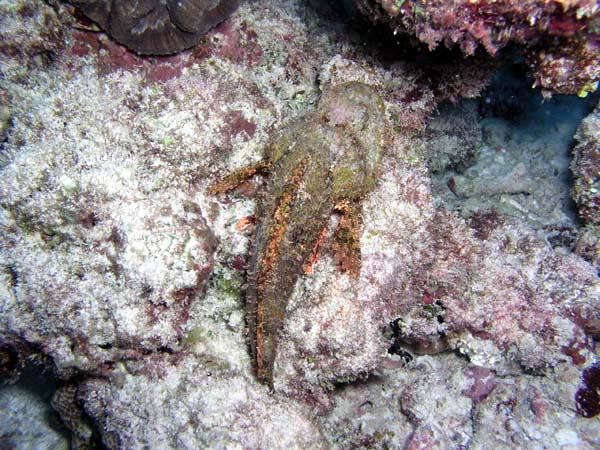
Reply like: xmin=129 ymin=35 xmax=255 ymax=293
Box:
xmin=417 ymin=100 xmax=482 ymax=173
xmin=69 ymin=0 xmax=240 ymax=55
xmin=572 ymin=101 xmax=600 ymax=268
xmin=0 ymin=0 xmax=69 ymax=80
xmin=356 ymin=0 xmax=600 ymax=96
xmin=572 ymin=101 xmax=600 ymax=228
xmin=80 ymin=353 xmax=327 ymax=449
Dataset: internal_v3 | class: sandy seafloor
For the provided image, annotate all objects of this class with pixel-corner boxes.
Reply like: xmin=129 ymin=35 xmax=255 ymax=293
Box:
xmin=1 ymin=1 xmax=599 ymax=449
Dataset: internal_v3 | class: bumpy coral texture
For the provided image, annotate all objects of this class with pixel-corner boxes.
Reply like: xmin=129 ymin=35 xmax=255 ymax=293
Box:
xmin=1 ymin=0 xmax=600 ymax=448
xmin=0 ymin=0 xmax=69 ymax=78
xmin=70 ymin=0 xmax=240 ymax=54
xmin=572 ymin=101 xmax=600 ymax=227
xmin=571 ymin=101 xmax=600 ymax=270
xmin=356 ymin=0 xmax=600 ymax=96
xmin=79 ymin=354 xmax=328 ymax=449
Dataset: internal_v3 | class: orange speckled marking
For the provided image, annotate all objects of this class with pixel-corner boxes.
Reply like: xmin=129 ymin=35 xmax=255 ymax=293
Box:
xmin=303 ymin=226 xmax=328 ymax=274
xmin=235 ymin=215 xmax=255 ymax=232
xmin=255 ymin=158 xmax=308 ymax=378
xmin=207 ymin=161 xmax=271 ymax=194
xmin=257 ymin=158 xmax=307 ymax=292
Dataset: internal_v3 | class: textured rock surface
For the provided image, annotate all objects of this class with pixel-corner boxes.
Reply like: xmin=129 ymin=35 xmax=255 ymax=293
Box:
xmin=0 ymin=68 xmax=223 ymax=375
xmin=80 ymin=353 xmax=327 ymax=449
xmin=572 ymin=101 xmax=600 ymax=226
xmin=0 ymin=0 xmax=599 ymax=448
xmin=0 ymin=366 xmax=68 ymax=450
xmin=418 ymin=100 xmax=482 ymax=173
xmin=356 ymin=0 xmax=600 ymax=96
xmin=572 ymin=101 xmax=600 ymax=269
xmin=432 ymin=67 xmax=596 ymax=237
xmin=0 ymin=0 xmax=70 ymax=80
xmin=69 ymin=0 xmax=240 ymax=55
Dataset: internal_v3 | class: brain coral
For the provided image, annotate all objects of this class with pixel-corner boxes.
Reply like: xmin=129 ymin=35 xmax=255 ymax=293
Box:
xmin=70 ymin=0 xmax=240 ymax=55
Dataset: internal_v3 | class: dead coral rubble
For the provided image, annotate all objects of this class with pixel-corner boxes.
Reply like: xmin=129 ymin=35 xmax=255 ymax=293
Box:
xmin=356 ymin=0 xmax=600 ymax=96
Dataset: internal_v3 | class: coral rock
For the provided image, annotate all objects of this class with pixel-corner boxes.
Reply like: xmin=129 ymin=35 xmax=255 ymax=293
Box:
xmin=356 ymin=0 xmax=600 ymax=95
xmin=70 ymin=0 xmax=240 ymax=55
xmin=572 ymin=101 xmax=600 ymax=268
xmin=572 ymin=101 xmax=600 ymax=227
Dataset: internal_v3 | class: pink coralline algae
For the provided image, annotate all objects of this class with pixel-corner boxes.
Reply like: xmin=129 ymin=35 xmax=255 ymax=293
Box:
xmin=214 ymin=20 xmax=265 ymax=67
xmin=68 ymin=28 xmax=197 ymax=83
xmin=463 ymin=366 xmax=497 ymax=402
xmin=65 ymin=4 xmax=274 ymax=84
xmin=572 ymin=101 xmax=600 ymax=227
xmin=571 ymin=101 xmax=600 ymax=269
xmin=356 ymin=0 xmax=600 ymax=96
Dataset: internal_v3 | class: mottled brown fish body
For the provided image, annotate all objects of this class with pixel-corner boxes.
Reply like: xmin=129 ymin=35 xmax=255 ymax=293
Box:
xmin=210 ymin=82 xmax=387 ymax=386
xmin=249 ymin=130 xmax=333 ymax=384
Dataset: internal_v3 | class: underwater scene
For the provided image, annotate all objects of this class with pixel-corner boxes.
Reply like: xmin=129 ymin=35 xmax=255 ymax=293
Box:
xmin=0 ymin=0 xmax=599 ymax=448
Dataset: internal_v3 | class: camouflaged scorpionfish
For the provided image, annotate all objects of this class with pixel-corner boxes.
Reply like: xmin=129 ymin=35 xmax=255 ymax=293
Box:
xmin=210 ymin=82 xmax=388 ymax=385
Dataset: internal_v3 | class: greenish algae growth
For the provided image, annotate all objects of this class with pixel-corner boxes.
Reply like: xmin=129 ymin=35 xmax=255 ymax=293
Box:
xmin=185 ymin=326 xmax=205 ymax=346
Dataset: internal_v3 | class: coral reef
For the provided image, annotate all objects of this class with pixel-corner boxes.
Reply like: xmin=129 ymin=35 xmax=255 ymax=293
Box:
xmin=51 ymin=383 xmax=94 ymax=447
xmin=572 ymin=101 xmax=600 ymax=227
xmin=271 ymin=128 xmax=599 ymax=408
xmin=79 ymin=353 xmax=327 ymax=449
xmin=0 ymin=365 xmax=69 ymax=450
xmin=0 ymin=0 xmax=599 ymax=448
xmin=0 ymin=0 xmax=70 ymax=81
xmin=575 ymin=362 xmax=600 ymax=418
xmin=432 ymin=68 xmax=595 ymax=235
xmin=0 ymin=91 xmax=11 ymax=146
xmin=417 ymin=99 xmax=482 ymax=173
xmin=318 ymin=53 xmax=495 ymax=133
xmin=356 ymin=0 xmax=600 ymax=96
xmin=0 ymin=114 xmax=219 ymax=374
xmin=572 ymin=100 xmax=600 ymax=267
